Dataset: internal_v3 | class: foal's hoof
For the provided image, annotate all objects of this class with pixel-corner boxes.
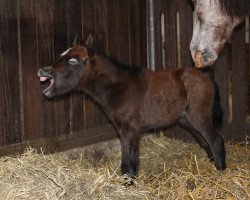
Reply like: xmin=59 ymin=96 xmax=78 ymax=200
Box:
xmin=122 ymin=174 xmax=136 ymax=186
xmin=214 ymin=162 xmax=226 ymax=171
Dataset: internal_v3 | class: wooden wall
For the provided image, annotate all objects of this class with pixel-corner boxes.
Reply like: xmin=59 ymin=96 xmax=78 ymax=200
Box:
xmin=0 ymin=0 xmax=146 ymax=155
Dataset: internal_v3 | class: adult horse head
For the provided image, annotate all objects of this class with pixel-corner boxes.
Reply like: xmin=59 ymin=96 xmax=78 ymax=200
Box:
xmin=190 ymin=0 xmax=249 ymax=68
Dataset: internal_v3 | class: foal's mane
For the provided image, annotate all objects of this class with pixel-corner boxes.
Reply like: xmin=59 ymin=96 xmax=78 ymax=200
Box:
xmin=218 ymin=0 xmax=250 ymax=16
xmin=87 ymin=45 xmax=142 ymax=76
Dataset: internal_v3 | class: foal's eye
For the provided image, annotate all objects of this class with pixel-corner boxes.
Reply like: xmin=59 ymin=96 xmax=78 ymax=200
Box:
xmin=68 ymin=58 xmax=78 ymax=65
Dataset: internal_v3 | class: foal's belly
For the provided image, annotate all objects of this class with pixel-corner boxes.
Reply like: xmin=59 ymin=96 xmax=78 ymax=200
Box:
xmin=137 ymin=70 xmax=187 ymax=129
xmin=140 ymin=93 xmax=186 ymax=130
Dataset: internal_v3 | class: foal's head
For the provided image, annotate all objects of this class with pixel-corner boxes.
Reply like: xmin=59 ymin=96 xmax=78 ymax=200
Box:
xmin=37 ymin=35 xmax=94 ymax=98
xmin=190 ymin=0 xmax=244 ymax=68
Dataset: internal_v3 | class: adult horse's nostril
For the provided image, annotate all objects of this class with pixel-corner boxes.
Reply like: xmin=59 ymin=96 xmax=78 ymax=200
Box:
xmin=202 ymin=48 xmax=211 ymax=62
xmin=193 ymin=45 xmax=199 ymax=54
xmin=195 ymin=50 xmax=204 ymax=68
xmin=197 ymin=49 xmax=203 ymax=54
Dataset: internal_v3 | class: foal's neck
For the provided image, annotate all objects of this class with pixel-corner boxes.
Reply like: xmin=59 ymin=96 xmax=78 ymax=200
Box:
xmin=94 ymin=54 xmax=132 ymax=83
xmin=81 ymin=55 xmax=134 ymax=106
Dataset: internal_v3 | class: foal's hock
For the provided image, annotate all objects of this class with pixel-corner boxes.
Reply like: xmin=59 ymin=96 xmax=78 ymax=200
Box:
xmin=38 ymin=35 xmax=226 ymax=182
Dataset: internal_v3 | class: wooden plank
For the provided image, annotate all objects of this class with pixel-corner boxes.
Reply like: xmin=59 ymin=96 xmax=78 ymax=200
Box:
xmin=129 ymin=0 xmax=141 ymax=66
xmin=139 ymin=0 xmax=147 ymax=68
xmin=0 ymin=0 xmax=22 ymax=146
xmin=247 ymin=18 xmax=250 ymax=138
xmin=107 ymin=0 xmax=118 ymax=57
xmin=19 ymin=0 xmax=47 ymax=141
xmin=177 ymin=0 xmax=193 ymax=67
xmin=68 ymin=0 xmax=82 ymax=40
xmin=82 ymin=0 xmax=95 ymax=38
xmin=53 ymin=0 xmax=71 ymax=136
xmin=103 ymin=0 xmax=120 ymax=128
xmin=35 ymin=0 xmax=55 ymax=138
xmin=67 ymin=0 xmax=85 ymax=133
xmin=248 ymin=17 xmax=250 ymax=116
xmin=0 ymin=125 xmax=117 ymax=157
xmin=231 ymin=24 xmax=247 ymax=141
xmin=164 ymin=0 xmax=177 ymax=69
xmin=81 ymin=0 xmax=99 ymax=130
xmin=94 ymin=0 xmax=110 ymax=126
xmin=214 ymin=45 xmax=231 ymax=140
xmin=54 ymin=0 xmax=69 ymax=58
xmin=94 ymin=0 xmax=108 ymax=51
xmin=117 ymin=0 xmax=130 ymax=65
xmin=153 ymin=0 xmax=163 ymax=70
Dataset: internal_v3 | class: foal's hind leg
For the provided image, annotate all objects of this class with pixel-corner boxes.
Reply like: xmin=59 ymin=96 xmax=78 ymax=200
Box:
xmin=184 ymin=113 xmax=226 ymax=170
xmin=179 ymin=117 xmax=214 ymax=161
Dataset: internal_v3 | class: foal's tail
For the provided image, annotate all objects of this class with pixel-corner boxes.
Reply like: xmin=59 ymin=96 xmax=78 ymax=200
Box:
xmin=212 ymin=82 xmax=223 ymax=129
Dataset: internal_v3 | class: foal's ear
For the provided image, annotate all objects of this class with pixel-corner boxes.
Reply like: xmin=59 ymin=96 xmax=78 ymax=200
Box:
xmin=85 ymin=35 xmax=94 ymax=49
xmin=72 ymin=37 xmax=85 ymax=47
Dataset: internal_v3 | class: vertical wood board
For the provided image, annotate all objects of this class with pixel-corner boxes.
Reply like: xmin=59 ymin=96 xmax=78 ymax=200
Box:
xmin=0 ymin=0 xmax=21 ymax=145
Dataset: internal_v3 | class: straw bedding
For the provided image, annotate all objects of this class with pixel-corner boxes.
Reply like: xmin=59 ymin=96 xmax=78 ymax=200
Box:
xmin=0 ymin=134 xmax=249 ymax=200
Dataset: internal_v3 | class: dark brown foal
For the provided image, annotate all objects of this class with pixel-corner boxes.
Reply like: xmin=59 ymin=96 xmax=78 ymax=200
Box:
xmin=38 ymin=35 xmax=226 ymax=182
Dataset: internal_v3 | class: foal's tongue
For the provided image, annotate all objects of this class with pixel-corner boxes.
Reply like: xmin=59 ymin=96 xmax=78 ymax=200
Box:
xmin=40 ymin=77 xmax=48 ymax=82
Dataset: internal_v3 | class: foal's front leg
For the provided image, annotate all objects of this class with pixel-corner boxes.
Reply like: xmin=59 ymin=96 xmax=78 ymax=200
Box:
xmin=119 ymin=129 xmax=140 ymax=181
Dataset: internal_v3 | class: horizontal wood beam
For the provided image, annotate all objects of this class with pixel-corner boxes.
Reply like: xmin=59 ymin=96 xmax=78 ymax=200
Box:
xmin=0 ymin=125 xmax=117 ymax=157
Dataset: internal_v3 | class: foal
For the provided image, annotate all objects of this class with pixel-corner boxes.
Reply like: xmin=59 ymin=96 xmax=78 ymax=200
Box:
xmin=38 ymin=35 xmax=226 ymax=181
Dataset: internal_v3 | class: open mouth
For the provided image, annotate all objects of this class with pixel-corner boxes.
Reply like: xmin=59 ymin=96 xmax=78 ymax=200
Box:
xmin=40 ymin=76 xmax=54 ymax=94
xmin=37 ymin=70 xmax=55 ymax=95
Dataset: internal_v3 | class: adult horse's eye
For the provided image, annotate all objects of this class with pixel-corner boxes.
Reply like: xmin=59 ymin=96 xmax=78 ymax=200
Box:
xmin=68 ymin=58 xmax=78 ymax=65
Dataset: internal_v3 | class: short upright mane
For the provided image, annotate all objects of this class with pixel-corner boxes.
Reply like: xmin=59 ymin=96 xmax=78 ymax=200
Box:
xmin=87 ymin=46 xmax=142 ymax=76
xmin=219 ymin=0 xmax=250 ymax=16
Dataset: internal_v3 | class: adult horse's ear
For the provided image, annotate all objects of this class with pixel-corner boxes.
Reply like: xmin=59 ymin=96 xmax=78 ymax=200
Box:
xmin=85 ymin=35 xmax=94 ymax=49
xmin=72 ymin=37 xmax=84 ymax=47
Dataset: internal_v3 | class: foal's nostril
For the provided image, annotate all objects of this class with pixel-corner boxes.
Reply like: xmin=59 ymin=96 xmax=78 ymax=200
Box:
xmin=43 ymin=66 xmax=53 ymax=72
